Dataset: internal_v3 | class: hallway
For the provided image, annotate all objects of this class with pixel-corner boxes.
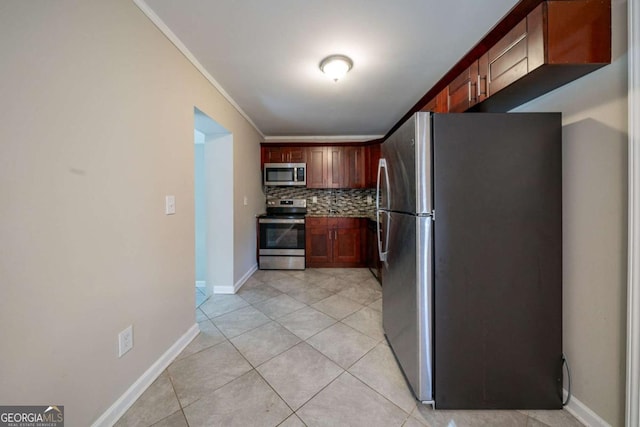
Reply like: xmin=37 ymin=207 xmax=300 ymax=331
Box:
xmin=116 ymin=268 xmax=582 ymax=427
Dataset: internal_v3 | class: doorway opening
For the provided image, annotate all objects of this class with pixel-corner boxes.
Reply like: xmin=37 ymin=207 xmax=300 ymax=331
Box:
xmin=194 ymin=108 xmax=234 ymax=307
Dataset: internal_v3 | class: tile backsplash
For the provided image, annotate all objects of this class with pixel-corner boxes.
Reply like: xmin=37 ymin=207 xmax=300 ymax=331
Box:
xmin=265 ymin=187 xmax=376 ymax=217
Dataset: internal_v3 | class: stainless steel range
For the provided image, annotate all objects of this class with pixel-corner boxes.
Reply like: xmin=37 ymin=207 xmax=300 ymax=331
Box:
xmin=258 ymin=199 xmax=306 ymax=270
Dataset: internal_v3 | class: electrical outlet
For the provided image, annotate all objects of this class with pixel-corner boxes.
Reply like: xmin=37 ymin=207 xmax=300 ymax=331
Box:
xmin=312 ymin=196 xmax=317 ymax=204
xmin=118 ymin=325 xmax=133 ymax=357
xmin=243 ymin=196 xmax=248 ymax=206
xmin=367 ymin=195 xmax=373 ymax=205
xmin=165 ymin=195 xmax=176 ymax=215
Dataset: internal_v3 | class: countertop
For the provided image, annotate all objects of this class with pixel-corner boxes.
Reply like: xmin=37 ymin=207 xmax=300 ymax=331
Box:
xmin=306 ymin=213 xmax=378 ymax=221
xmin=257 ymin=213 xmax=378 ymax=221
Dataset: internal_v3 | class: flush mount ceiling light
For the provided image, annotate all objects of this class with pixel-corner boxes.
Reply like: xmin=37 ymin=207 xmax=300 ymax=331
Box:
xmin=319 ymin=55 xmax=353 ymax=82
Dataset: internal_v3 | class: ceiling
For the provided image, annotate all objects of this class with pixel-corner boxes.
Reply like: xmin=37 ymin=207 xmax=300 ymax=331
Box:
xmin=137 ymin=0 xmax=520 ymax=140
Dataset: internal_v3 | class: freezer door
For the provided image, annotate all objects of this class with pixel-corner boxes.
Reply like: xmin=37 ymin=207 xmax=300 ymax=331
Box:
xmin=382 ymin=212 xmax=433 ymax=402
xmin=380 ymin=112 xmax=432 ymax=215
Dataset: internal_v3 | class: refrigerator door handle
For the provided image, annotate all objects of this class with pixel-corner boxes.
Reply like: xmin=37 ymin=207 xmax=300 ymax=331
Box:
xmin=376 ymin=158 xmax=382 ymax=211
xmin=376 ymin=210 xmax=384 ymax=262
xmin=377 ymin=210 xmax=390 ymax=263
xmin=376 ymin=158 xmax=390 ymax=211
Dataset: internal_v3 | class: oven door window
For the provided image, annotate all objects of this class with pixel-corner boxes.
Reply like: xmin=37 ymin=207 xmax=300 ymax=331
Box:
xmin=260 ymin=223 xmax=305 ymax=250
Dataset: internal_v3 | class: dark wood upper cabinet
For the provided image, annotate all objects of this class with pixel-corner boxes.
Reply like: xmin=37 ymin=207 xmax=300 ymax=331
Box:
xmin=262 ymin=146 xmax=306 ymax=164
xmin=327 ymin=146 xmax=343 ymax=188
xmin=365 ymin=144 xmax=381 ymax=188
xmin=448 ymin=61 xmax=480 ymax=113
xmin=343 ymin=146 xmax=366 ymax=189
xmin=423 ymin=87 xmax=449 ymax=113
xmin=477 ymin=53 xmax=489 ymax=103
xmin=306 ymin=146 xmax=328 ymax=188
xmin=306 ymin=145 xmax=370 ymax=189
xmin=486 ymin=18 xmax=529 ymax=97
xmin=259 ymin=142 xmax=385 ymax=189
xmin=475 ymin=0 xmax=611 ymax=112
xmin=389 ymin=0 xmax=610 ymax=133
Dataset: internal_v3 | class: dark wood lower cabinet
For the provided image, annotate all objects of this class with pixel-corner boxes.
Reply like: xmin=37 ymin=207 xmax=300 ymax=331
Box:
xmin=306 ymin=224 xmax=332 ymax=265
xmin=306 ymin=217 xmax=366 ymax=268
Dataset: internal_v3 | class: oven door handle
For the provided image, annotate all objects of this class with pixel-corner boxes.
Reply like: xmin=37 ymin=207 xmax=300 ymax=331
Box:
xmin=259 ymin=218 xmax=305 ymax=224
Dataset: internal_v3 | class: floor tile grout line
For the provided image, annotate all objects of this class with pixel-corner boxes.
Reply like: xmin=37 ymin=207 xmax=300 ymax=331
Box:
xmin=347 ymin=370 xmax=416 ymax=421
xmin=337 ymin=316 xmax=385 ymax=342
xmin=172 ymin=340 xmax=256 ymax=416
xmin=249 ymin=300 xmax=312 ymax=322
xmin=200 ymin=300 xmax=252 ymax=322
xmin=342 ymin=337 xmax=387 ymax=372
xmin=216 ymin=315 xmax=274 ymax=341
xmin=302 ymin=320 xmax=381 ymax=368
xmin=276 ymin=310 xmax=338 ymax=342
xmin=251 ymin=364 xmax=301 ymax=421
xmin=164 ymin=368 xmax=193 ymax=427
xmin=227 ymin=322 xmax=301 ymax=370
xmin=289 ymin=367 xmax=349 ymax=421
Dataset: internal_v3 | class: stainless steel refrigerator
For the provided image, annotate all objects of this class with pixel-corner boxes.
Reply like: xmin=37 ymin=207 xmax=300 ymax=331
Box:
xmin=377 ymin=112 xmax=563 ymax=409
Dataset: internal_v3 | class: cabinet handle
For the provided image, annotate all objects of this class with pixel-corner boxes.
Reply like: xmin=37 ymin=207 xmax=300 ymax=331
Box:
xmin=477 ymin=75 xmax=487 ymax=97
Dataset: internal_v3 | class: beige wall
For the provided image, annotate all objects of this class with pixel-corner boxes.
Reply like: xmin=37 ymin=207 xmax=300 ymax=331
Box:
xmin=513 ymin=0 xmax=628 ymax=424
xmin=0 ymin=1 xmax=263 ymax=425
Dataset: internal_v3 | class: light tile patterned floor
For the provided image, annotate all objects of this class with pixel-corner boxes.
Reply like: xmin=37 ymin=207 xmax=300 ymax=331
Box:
xmin=195 ymin=286 xmax=209 ymax=309
xmin=116 ymin=268 xmax=583 ymax=427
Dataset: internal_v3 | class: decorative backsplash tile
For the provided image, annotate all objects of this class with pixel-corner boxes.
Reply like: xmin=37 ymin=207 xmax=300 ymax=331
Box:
xmin=265 ymin=187 xmax=376 ymax=217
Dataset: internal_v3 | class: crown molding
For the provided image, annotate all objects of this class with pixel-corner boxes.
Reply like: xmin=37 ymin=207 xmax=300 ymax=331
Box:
xmin=262 ymin=135 xmax=384 ymax=143
xmin=133 ymin=0 xmax=265 ymax=139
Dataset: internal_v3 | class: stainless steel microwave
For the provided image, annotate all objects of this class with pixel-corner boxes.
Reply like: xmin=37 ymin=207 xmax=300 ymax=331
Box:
xmin=264 ymin=163 xmax=306 ymax=186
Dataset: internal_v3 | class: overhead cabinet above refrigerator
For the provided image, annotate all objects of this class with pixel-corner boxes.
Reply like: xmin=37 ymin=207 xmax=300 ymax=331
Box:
xmin=377 ymin=112 xmax=563 ymax=409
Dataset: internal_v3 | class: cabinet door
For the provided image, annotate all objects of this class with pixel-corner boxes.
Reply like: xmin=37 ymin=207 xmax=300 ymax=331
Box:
xmin=285 ymin=147 xmax=306 ymax=163
xmin=366 ymin=144 xmax=381 ymax=188
xmin=306 ymin=226 xmax=332 ymax=265
xmin=307 ymin=147 xmax=328 ymax=188
xmin=423 ymin=97 xmax=438 ymax=113
xmin=265 ymin=147 xmax=286 ymax=163
xmin=333 ymin=227 xmax=362 ymax=264
xmin=422 ymin=87 xmax=449 ymax=113
xmin=327 ymin=146 xmax=343 ymax=188
xmin=487 ymin=18 xmax=528 ymax=96
xmin=477 ymin=53 xmax=489 ymax=103
xmin=448 ymin=61 xmax=479 ymax=112
xmin=344 ymin=146 xmax=366 ymax=189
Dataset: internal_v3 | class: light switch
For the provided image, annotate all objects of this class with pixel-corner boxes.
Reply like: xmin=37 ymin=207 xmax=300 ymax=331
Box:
xmin=165 ymin=195 xmax=176 ymax=215
xmin=243 ymin=196 xmax=248 ymax=206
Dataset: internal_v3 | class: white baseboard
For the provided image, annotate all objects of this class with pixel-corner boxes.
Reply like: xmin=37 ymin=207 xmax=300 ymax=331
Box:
xmin=563 ymin=389 xmax=611 ymax=427
xmin=213 ymin=263 xmax=257 ymax=294
xmin=91 ymin=323 xmax=200 ymax=427
xmin=195 ymin=280 xmax=206 ymax=288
